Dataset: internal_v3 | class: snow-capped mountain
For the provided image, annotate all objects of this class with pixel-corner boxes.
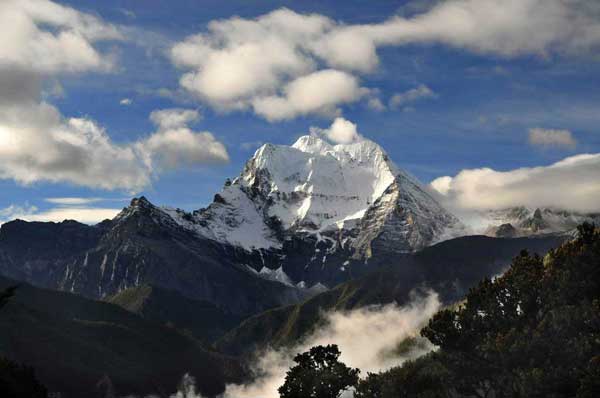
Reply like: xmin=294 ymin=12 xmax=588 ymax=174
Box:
xmin=166 ymin=134 xmax=461 ymax=258
xmin=480 ymin=207 xmax=600 ymax=238
xmin=0 ymin=134 xmax=466 ymax=312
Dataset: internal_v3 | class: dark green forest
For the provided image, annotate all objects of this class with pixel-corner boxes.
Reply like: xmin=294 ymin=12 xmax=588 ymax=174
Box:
xmin=284 ymin=224 xmax=600 ymax=398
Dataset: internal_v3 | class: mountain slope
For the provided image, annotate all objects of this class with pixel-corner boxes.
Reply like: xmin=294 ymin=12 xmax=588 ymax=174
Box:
xmin=107 ymin=284 xmax=241 ymax=343
xmin=0 ymin=219 xmax=104 ymax=288
xmin=0 ymin=276 xmax=243 ymax=398
xmin=216 ymin=234 xmax=565 ymax=356
xmin=0 ymin=198 xmax=310 ymax=316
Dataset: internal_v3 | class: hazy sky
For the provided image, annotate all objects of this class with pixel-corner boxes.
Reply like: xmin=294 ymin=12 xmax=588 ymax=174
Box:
xmin=1 ymin=0 xmax=599 ymax=223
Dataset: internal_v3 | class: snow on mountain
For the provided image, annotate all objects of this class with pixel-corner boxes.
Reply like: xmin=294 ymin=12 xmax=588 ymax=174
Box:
xmin=239 ymin=135 xmax=397 ymax=231
xmin=162 ymin=184 xmax=281 ymax=251
xmin=164 ymin=134 xmax=461 ymax=256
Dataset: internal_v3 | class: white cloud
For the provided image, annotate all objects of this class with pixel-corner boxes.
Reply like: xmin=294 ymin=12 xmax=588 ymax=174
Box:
xmin=0 ymin=1 xmax=229 ymax=192
xmin=222 ymin=291 xmax=440 ymax=398
xmin=0 ymin=203 xmax=120 ymax=224
xmin=119 ymin=98 xmax=132 ymax=106
xmin=252 ymin=70 xmax=365 ymax=121
xmin=430 ymin=153 xmax=600 ymax=213
xmin=0 ymin=204 xmax=38 ymax=223
xmin=0 ymin=0 xmax=143 ymax=191
xmin=0 ymin=0 xmax=122 ymax=73
xmin=44 ymin=197 xmax=118 ymax=205
xmin=171 ymin=8 xmax=329 ymax=104
xmin=139 ymin=108 xmax=229 ymax=171
xmin=170 ymin=1 xmax=600 ymax=120
xmin=311 ymin=117 xmax=362 ymax=145
xmin=367 ymin=97 xmax=386 ymax=112
xmin=0 ymin=109 xmax=152 ymax=191
xmin=528 ymin=127 xmax=577 ymax=149
xmin=430 ymin=175 xmax=453 ymax=196
xmin=389 ymin=85 xmax=437 ymax=109
xmin=22 ymin=207 xmax=120 ymax=224
xmin=0 ymin=101 xmax=229 ymax=191
xmin=149 ymin=108 xmax=200 ymax=130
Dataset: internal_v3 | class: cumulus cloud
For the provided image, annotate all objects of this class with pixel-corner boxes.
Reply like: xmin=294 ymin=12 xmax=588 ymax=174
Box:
xmin=0 ymin=108 xmax=152 ymax=191
xmin=311 ymin=117 xmax=362 ymax=145
xmin=389 ymin=85 xmax=437 ymax=109
xmin=0 ymin=101 xmax=228 ymax=191
xmin=149 ymin=108 xmax=201 ymax=130
xmin=120 ymin=98 xmax=132 ymax=106
xmin=0 ymin=0 xmax=122 ymax=73
xmin=171 ymin=9 xmax=330 ymax=108
xmin=222 ymin=291 xmax=440 ymax=398
xmin=139 ymin=109 xmax=229 ymax=171
xmin=252 ymin=70 xmax=365 ymax=121
xmin=430 ymin=153 xmax=600 ymax=213
xmin=528 ymin=127 xmax=577 ymax=149
xmin=170 ymin=1 xmax=600 ymax=120
xmin=0 ymin=0 xmax=142 ymax=191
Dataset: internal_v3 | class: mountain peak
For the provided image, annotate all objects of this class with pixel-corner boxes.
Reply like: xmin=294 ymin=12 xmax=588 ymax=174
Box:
xmin=179 ymin=133 xmax=459 ymax=256
xmin=130 ymin=196 xmax=153 ymax=208
xmin=291 ymin=135 xmax=333 ymax=154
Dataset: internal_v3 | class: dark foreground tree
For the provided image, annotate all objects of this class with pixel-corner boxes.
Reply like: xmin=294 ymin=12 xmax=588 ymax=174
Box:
xmin=279 ymin=344 xmax=359 ymax=398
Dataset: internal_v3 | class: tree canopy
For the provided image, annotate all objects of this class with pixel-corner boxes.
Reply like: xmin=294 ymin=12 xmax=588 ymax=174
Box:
xmin=278 ymin=344 xmax=359 ymax=398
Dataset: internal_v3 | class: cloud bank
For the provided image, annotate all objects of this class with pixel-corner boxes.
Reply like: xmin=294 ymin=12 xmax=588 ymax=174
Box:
xmin=222 ymin=291 xmax=440 ymax=398
xmin=430 ymin=153 xmax=600 ymax=213
xmin=171 ymin=0 xmax=600 ymax=120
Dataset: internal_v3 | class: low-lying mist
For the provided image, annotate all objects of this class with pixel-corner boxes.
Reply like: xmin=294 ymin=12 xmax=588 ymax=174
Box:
xmin=140 ymin=290 xmax=440 ymax=398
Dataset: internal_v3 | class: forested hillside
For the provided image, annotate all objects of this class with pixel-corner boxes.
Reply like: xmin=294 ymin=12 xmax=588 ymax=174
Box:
xmin=351 ymin=223 xmax=599 ymax=397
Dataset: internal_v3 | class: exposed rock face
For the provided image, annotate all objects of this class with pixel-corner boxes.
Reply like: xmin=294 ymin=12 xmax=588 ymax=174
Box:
xmin=493 ymin=223 xmax=518 ymax=238
xmin=351 ymin=175 xmax=458 ymax=258
xmin=0 ymin=198 xmax=309 ymax=316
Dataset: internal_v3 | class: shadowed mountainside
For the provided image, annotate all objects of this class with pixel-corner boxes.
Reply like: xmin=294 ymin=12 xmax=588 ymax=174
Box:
xmin=0 ymin=276 xmax=244 ymax=398
xmin=216 ymin=234 xmax=565 ymax=355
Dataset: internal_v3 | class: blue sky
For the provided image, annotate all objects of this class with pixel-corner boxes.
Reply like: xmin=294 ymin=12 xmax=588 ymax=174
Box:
xmin=1 ymin=0 xmax=599 ymax=223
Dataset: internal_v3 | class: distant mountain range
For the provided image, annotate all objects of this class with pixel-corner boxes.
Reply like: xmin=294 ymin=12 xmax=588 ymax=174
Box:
xmin=481 ymin=206 xmax=600 ymax=237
